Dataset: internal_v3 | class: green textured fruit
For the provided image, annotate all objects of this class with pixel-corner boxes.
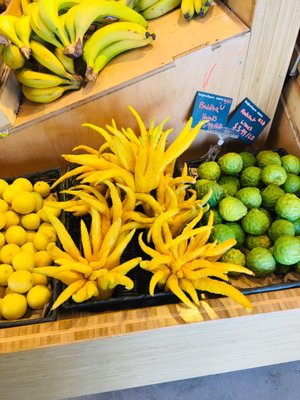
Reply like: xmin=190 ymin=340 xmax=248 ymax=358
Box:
xmin=261 ymin=165 xmax=287 ymax=186
xmin=209 ymin=224 xmax=236 ymax=244
xmin=218 ymin=176 xmax=240 ymax=196
xmin=293 ymin=218 xmax=300 ymax=235
xmin=256 ymin=150 xmax=281 ymax=168
xmin=273 ymin=235 xmax=300 ymax=265
xmin=226 ymin=222 xmax=246 ymax=247
xmin=275 ymin=193 xmax=300 ymax=222
xmin=268 ymin=219 xmax=295 ymax=242
xmin=281 ymin=154 xmax=300 ymax=175
xmin=246 ymin=247 xmax=276 ymax=277
xmin=240 ymin=151 xmax=257 ymax=169
xmin=236 ymin=187 xmax=262 ymax=209
xmin=260 ymin=184 xmax=285 ymax=210
xmin=218 ymin=152 xmax=243 ymax=176
xmin=197 ymin=161 xmax=221 ymax=181
xmin=282 ymin=173 xmax=300 ymax=194
xmin=240 ymin=166 xmax=262 ymax=187
xmin=218 ymin=196 xmax=247 ymax=222
xmin=258 ymin=208 xmax=273 ymax=225
xmin=241 ymin=208 xmax=270 ymax=235
xmin=220 ymin=183 xmax=239 ymax=197
xmin=195 ymin=180 xmax=224 ymax=207
xmin=203 ymin=208 xmax=223 ymax=225
xmin=221 ymin=248 xmax=246 ymax=266
xmin=275 ymin=263 xmax=291 ymax=275
xmin=245 ymin=234 xmax=272 ymax=250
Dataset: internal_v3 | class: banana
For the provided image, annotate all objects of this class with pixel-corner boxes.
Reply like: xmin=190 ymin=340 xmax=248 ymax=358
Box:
xmin=63 ymin=4 xmax=81 ymax=46
xmin=54 ymin=47 xmax=76 ymax=74
xmin=30 ymin=2 xmax=64 ymax=50
xmin=193 ymin=0 xmax=202 ymax=14
xmin=83 ymin=21 xmax=155 ymax=70
xmin=15 ymin=69 xmax=73 ymax=88
xmin=65 ymin=0 xmax=148 ymax=58
xmin=0 ymin=15 xmax=31 ymax=59
xmin=30 ymin=40 xmax=77 ymax=80
xmin=86 ymin=36 xmax=154 ymax=82
xmin=134 ymin=0 xmax=159 ymax=12
xmin=20 ymin=0 xmax=32 ymax=15
xmin=14 ymin=15 xmax=32 ymax=50
xmin=198 ymin=0 xmax=213 ymax=16
xmin=22 ymin=80 xmax=82 ymax=103
xmin=38 ymin=0 xmax=81 ymax=47
xmin=142 ymin=0 xmax=181 ymax=20
xmin=180 ymin=0 xmax=195 ymax=20
xmin=2 ymin=44 xmax=26 ymax=70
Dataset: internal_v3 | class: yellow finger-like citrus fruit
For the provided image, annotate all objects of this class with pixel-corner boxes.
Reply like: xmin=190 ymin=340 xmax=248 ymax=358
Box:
xmin=0 ymin=293 xmax=27 ymax=320
xmin=7 ymin=270 xmax=33 ymax=293
xmin=27 ymin=285 xmax=51 ymax=309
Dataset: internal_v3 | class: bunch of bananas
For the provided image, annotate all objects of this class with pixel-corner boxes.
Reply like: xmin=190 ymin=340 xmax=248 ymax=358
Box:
xmin=34 ymin=107 xmax=253 ymax=311
xmin=0 ymin=0 xmax=154 ymax=102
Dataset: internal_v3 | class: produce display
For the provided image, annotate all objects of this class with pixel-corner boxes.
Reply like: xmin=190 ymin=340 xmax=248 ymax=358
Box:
xmin=17 ymin=107 xmax=254 ymax=313
xmin=0 ymin=0 xmax=213 ymax=103
xmin=193 ymin=150 xmax=300 ymax=280
xmin=0 ymin=175 xmax=60 ymax=320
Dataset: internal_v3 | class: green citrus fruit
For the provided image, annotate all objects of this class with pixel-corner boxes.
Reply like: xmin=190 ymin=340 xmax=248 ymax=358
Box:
xmin=202 ymin=209 xmax=223 ymax=225
xmin=218 ymin=196 xmax=247 ymax=222
xmin=282 ymin=173 xmax=300 ymax=194
xmin=281 ymin=154 xmax=300 ymax=175
xmin=209 ymin=224 xmax=236 ymax=244
xmin=268 ymin=219 xmax=295 ymax=242
xmin=197 ymin=161 xmax=221 ymax=181
xmin=256 ymin=150 xmax=281 ymax=168
xmin=275 ymin=193 xmax=300 ymax=222
xmin=241 ymin=208 xmax=270 ymax=235
xmin=240 ymin=151 xmax=257 ymax=169
xmin=245 ymin=234 xmax=272 ymax=250
xmin=240 ymin=166 xmax=262 ymax=187
xmin=221 ymin=248 xmax=246 ymax=266
xmin=261 ymin=165 xmax=287 ymax=186
xmin=246 ymin=247 xmax=276 ymax=277
xmin=293 ymin=218 xmax=300 ymax=235
xmin=195 ymin=180 xmax=224 ymax=207
xmin=260 ymin=184 xmax=285 ymax=210
xmin=273 ymin=235 xmax=300 ymax=265
xmin=218 ymin=152 xmax=243 ymax=176
xmin=236 ymin=187 xmax=262 ymax=209
xmin=226 ymin=222 xmax=246 ymax=247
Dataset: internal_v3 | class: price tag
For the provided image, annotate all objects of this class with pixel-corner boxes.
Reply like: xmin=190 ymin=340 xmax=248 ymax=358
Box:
xmin=226 ymin=98 xmax=270 ymax=143
xmin=191 ymin=91 xmax=233 ymax=131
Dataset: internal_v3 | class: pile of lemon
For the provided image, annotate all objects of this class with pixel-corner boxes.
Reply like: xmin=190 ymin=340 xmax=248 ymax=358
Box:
xmin=0 ymin=176 xmax=60 ymax=321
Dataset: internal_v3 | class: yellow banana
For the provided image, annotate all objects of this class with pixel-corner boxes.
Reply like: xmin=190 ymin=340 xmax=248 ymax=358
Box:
xmin=14 ymin=15 xmax=32 ymax=50
xmin=2 ymin=44 xmax=25 ymax=70
xmin=21 ymin=81 xmax=81 ymax=103
xmin=30 ymin=40 xmax=76 ymax=80
xmin=134 ymin=0 xmax=159 ymax=12
xmin=198 ymin=0 xmax=213 ymax=16
xmin=21 ymin=0 xmax=32 ymax=14
xmin=0 ymin=15 xmax=31 ymax=59
xmin=54 ymin=47 xmax=76 ymax=75
xmin=180 ymin=0 xmax=195 ymax=20
xmin=15 ymin=69 xmax=72 ymax=88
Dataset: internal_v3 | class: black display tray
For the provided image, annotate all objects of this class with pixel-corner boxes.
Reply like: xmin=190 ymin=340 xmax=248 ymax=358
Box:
xmin=0 ymin=167 xmax=63 ymax=329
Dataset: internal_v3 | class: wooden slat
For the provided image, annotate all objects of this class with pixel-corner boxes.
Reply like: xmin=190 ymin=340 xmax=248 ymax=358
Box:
xmin=222 ymin=0 xmax=256 ymax=26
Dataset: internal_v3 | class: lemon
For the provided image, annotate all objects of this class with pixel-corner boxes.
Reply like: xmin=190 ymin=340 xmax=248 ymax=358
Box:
xmin=27 ymin=285 xmax=52 ymax=310
xmin=33 ymin=231 xmax=50 ymax=251
xmin=3 ymin=210 xmax=20 ymax=228
xmin=0 ymin=199 xmax=8 ymax=213
xmin=12 ymin=251 xmax=35 ymax=271
xmin=33 ymin=181 xmax=51 ymax=198
xmin=32 ymin=272 xmax=48 ymax=286
xmin=11 ymin=191 xmax=37 ymax=214
xmin=0 ymin=233 xmax=5 ymax=249
xmin=21 ymin=213 xmax=41 ymax=231
xmin=7 ymin=270 xmax=33 ymax=293
xmin=0 ymin=243 xmax=20 ymax=264
xmin=38 ymin=223 xmax=57 ymax=243
xmin=5 ymin=225 xmax=27 ymax=246
xmin=1 ymin=293 xmax=27 ymax=320
xmin=34 ymin=250 xmax=52 ymax=268
xmin=0 ymin=179 xmax=9 ymax=198
xmin=13 ymin=177 xmax=33 ymax=192
xmin=0 ymin=264 xmax=14 ymax=286
xmin=32 ymin=192 xmax=44 ymax=211
xmin=2 ymin=184 xmax=23 ymax=204
xmin=21 ymin=242 xmax=36 ymax=255
xmin=0 ymin=212 xmax=5 ymax=230
xmin=26 ymin=230 xmax=36 ymax=243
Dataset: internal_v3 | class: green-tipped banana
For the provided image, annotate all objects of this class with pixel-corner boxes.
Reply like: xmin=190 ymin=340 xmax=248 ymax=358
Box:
xmin=30 ymin=40 xmax=77 ymax=80
xmin=134 ymin=0 xmax=160 ymax=12
xmin=197 ymin=0 xmax=213 ymax=16
xmin=0 ymin=15 xmax=31 ymax=58
xmin=180 ymin=0 xmax=195 ymax=20
xmin=14 ymin=15 xmax=32 ymax=49
xmin=38 ymin=0 xmax=81 ymax=47
xmin=22 ymin=80 xmax=82 ymax=103
xmin=86 ymin=36 xmax=154 ymax=82
xmin=2 ymin=44 xmax=26 ymax=70
xmin=30 ymin=2 xmax=64 ymax=50
xmin=63 ymin=4 xmax=81 ymax=46
xmin=15 ymin=69 xmax=73 ymax=88
xmin=83 ymin=21 xmax=155 ymax=69
xmin=142 ymin=0 xmax=181 ymax=19
xmin=65 ymin=0 xmax=148 ymax=58
xmin=54 ymin=47 xmax=76 ymax=74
